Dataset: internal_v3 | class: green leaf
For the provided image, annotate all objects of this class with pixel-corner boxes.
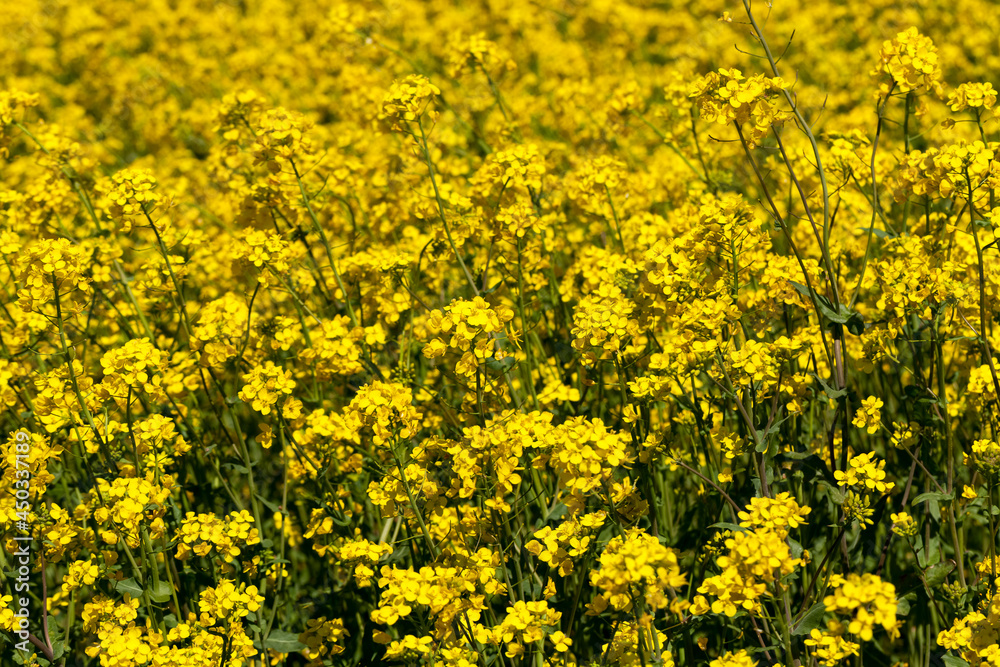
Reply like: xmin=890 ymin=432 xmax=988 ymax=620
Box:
xmin=487 ymin=356 xmax=516 ymax=373
xmin=255 ymin=493 xmax=280 ymax=514
xmin=51 ymin=640 xmax=65 ymax=661
xmin=942 ymin=655 xmax=971 ymax=667
xmin=913 ymin=491 xmax=953 ymax=504
xmin=816 ymin=297 xmax=844 ymax=323
xmin=788 ymin=281 xmax=864 ymax=330
xmin=915 ymin=535 xmax=941 ymax=568
xmin=709 ymin=522 xmax=745 ymax=533
xmin=789 ymin=281 xmax=814 ymax=301
xmin=792 ymin=603 xmax=826 ymax=636
xmin=263 ymin=630 xmax=307 ymax=654
xmin=545 ymin=503 xmax=568 ymax=523
xmin=116 ymin=577 xmax=144 ymax=599
xmin=149 ymin=580 xmax=173 ymax=604
xmin=819 ymin=480 xmax=844 ymax=505
xmin=924 ymin=561 xmax=955 ymax=588
xmin=895 ymin=596 xmax=910 ymax=616
xmin=777 ymin=451 xmax=814 ymax=460
xmin=846 ymin=311 xmax=866 ymax=335
xmin=811 ymin=373 xmax=847 ymax=400
xmin=757 ymin=416 xmax=792 ymax=447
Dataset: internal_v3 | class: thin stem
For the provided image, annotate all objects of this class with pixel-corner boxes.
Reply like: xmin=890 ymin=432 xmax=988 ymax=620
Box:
xmin=415 ymin=117 xmax=480 ymax=297
xmin=850 ymin=82 xmax=895 ymax=310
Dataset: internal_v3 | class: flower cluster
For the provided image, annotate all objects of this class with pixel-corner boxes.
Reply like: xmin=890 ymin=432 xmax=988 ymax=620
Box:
xmin=526 ymin=511 xmax=606 ymax=576
xmin=728 ymin=339 xmax=779 ymax=386
xmin=949 ymin=82 xmax=998 ymax=112
xmin=690 ymin=68 xmax=789 ymax=147
xmin=938 ymin=593 xmax=1000 ymax=665
xmin=251 ymin=107 xmax=312 ymax=172
xmin=971 ymin=439 xmax=1000 ymax=477
xmin=343 ymin=380 xmax=422 ymax=448
xmin=299 ymin=618 xmax=349 ymax=666
xmin=337 ymin=538 xmax=394 ymax=587
xmin=548 ymin=416 xmax=635 ymax=498
xmin=97 ymin=337 xmax=168 ymax=405
xmin=890 ymin=140 xmax=998 ymax=203
xmin=806 ymin=625 xmax=861 ymax=666
xmin=378 ymin=75 xmax=441 ymax=132
xmin=238 ymin=229 xmax=292 ymax=283
xmin=891 ymin=511 xmax=919 ymax=537
xmin=852 ymin=395 xmax=884 ymax=434
xmin=239 ymin=361 xmax=297 ymax=416
xmin=198 ymin=579 xmax=265 ymax=625
xmin=490 ymin=600 xmax=562 ymax=658
xmin=370 ymin=563 xmax=501 ymax=632
xmin=174 ymin=510 xmax=261 ymax=565
xmin=92 ymin=476 xmax=172 ymax=548
xmin=694 ymin=525 xmax=802 ymax=617
xmin=871 ymin=27 xmax=943 ymax=96
xmin=835 ymin=452 xmax=895 ymax=494
xmin=104 ymin=168 xmax=161 ymax=232
xmin=446 ymin=32 xmax=515 ymax=78
xmin=571 ymin=284 xmax=641 ymax=361
xmin=0 ymin=89 xmax=39 ymax=157
xmin=823 ymin=573 xmax=900 ymax=640
xmin=424 ymin=296 xmax=516 ymax=376
xmin=14 ymin=237 xmax=93 ymax=314
xmin=589 ymin=528 xmax=687 ymax=612
xmin=737 ymin=493 xmax=811 ymax=538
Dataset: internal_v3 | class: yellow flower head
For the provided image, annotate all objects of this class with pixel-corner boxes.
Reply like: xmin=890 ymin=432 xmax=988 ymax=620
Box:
xmin=871 ymin=27 xmax=943 ymax=96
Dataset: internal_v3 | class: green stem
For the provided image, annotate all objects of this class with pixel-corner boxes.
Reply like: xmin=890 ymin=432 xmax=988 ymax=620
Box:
xmin=145 ymin=212 xmax=193 ymax=340
xmin=289 ymin=158 xmax=358 ymax=326
xmin=850 ymin=82 xmax=895 ymax=310
xmin=415 ymin=117 xmax=480 ymax=297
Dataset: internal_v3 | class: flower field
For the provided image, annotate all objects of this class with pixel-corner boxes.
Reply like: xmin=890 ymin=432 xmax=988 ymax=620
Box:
xmin=3 ymin=0 xmax=1000 ymax=665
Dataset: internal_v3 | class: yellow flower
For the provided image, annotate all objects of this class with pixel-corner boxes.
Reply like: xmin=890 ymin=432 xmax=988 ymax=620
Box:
xmin=738 ymin=492 xmax=811 ymax=538
xmin=852 ymin=396 xmax=884 ymax=434
xmin=198 ymin=579 xmax=264 ymax=626
xmin=238 ymin=360 xmax=296 ymax=415
xmin=549 ymin=630 xmax=572 ymax=652
xmin=949 ymin=82 xmax=998 ymax=111
xmin=0 ymin=89 xmax=40 ymax=157
xmin=890 ymin=512 xmax=918 ymax=537
xmin=871 ymin=27 xmax=943 ymax=96
xmin=698 ymin=527 xmax=801 ymax=617
xmin=710 ymin=649 xmax=758 ymax=667
xmin=823 ymin=573 xmax=900 ymax=641
xmin=104 ymin=168 xmax=162 ymax=232
xmin=972 ymin=439 xmax=1000 ymax=477
xmin=835 ymin=452 xmax=895 ymax=494
xmin=806 ymin=622 xmax=861 ymax=666
xmin=590 ymin=527 xmax=687 ymax=612
xmin=689 ymin=68 xmax=789 ymax=148
xmin=378 ymin=75 xmax=441 ymax=132
xmin=251 ymin=107 xmax=312 ymax=172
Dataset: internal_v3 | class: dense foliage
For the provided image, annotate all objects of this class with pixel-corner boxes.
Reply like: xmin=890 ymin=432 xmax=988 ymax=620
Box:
xmin=2 ymin=1 xmax=1000 ymax=666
